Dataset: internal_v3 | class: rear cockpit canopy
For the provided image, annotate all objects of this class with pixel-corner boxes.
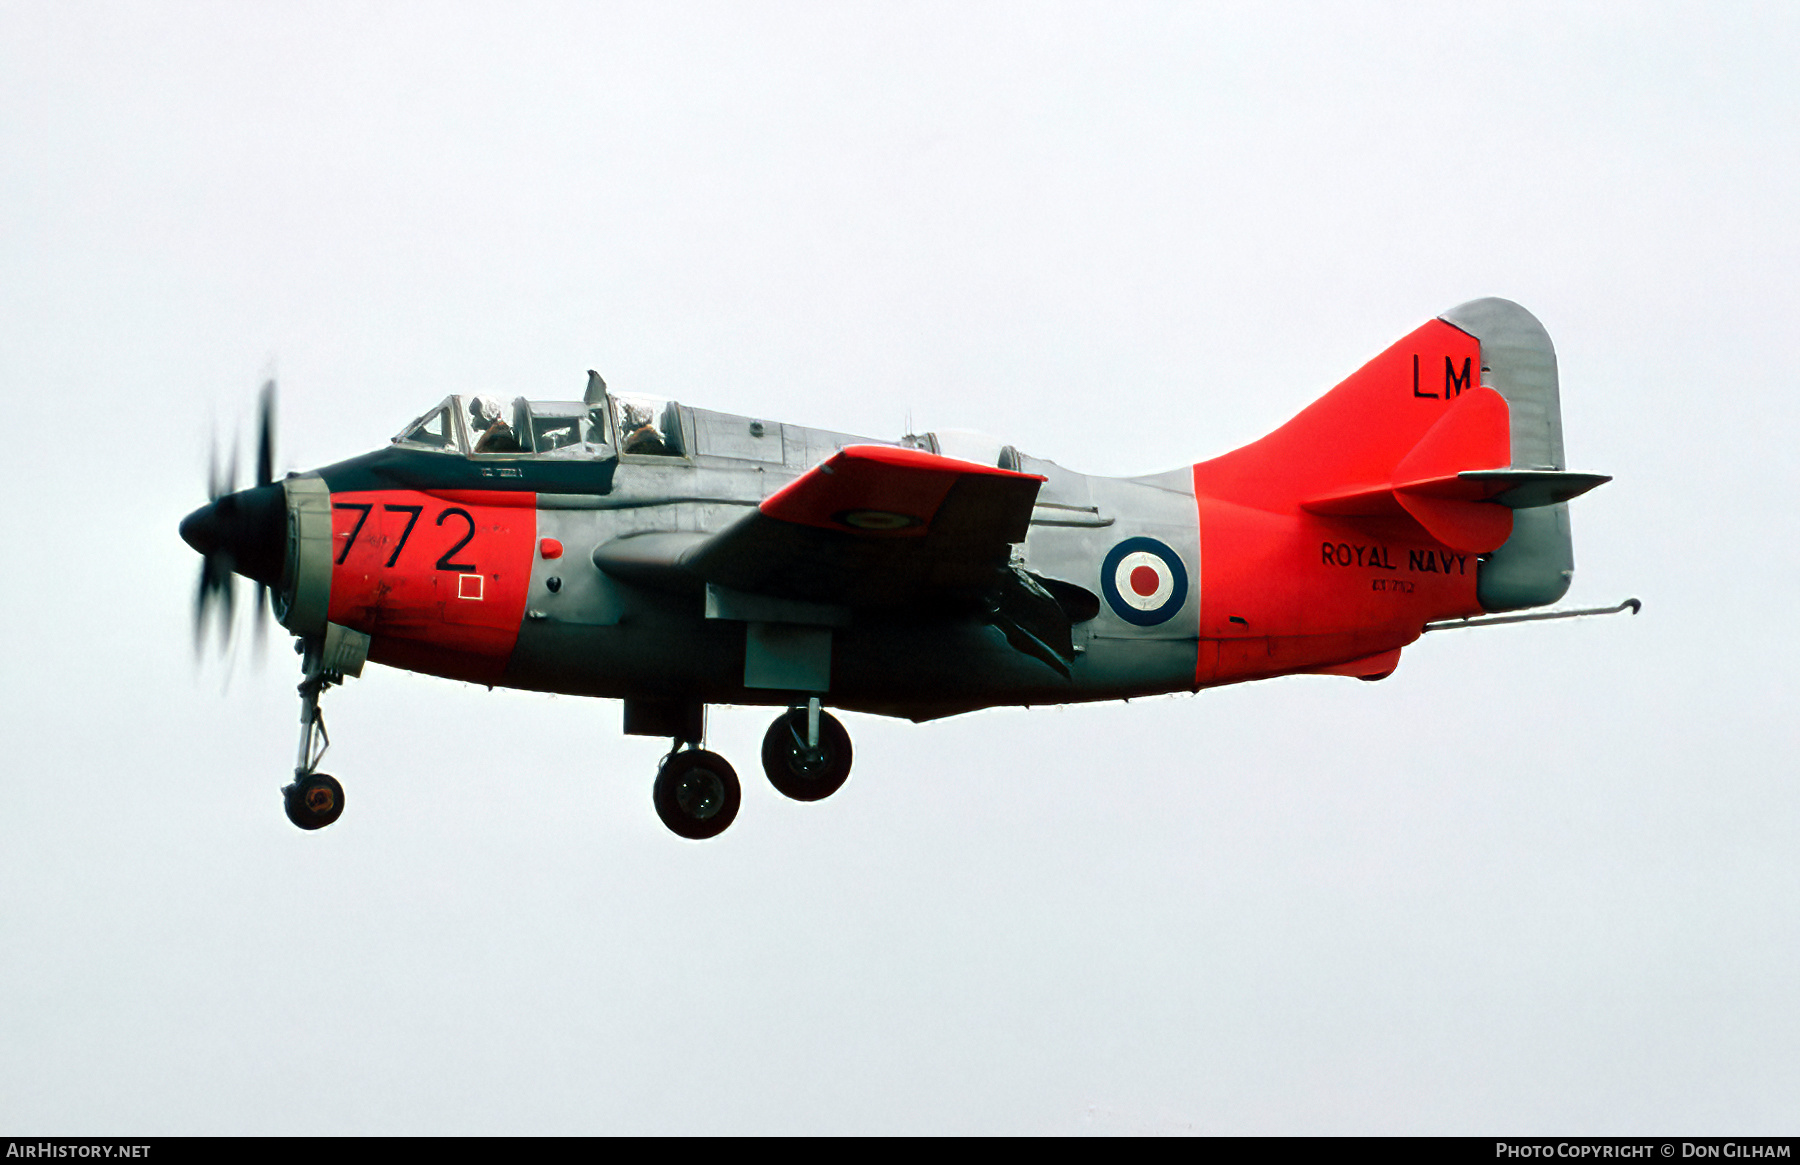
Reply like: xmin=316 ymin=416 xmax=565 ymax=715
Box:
xmin=610 ymin=393 xmax=685 ymax=457
xmin=904 ymin=428 xmax=1019 ymax=470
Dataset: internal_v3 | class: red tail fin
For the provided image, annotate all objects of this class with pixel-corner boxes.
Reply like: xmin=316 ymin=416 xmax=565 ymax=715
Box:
xmin=1195 ymin=317 xmax=1515 ymax=552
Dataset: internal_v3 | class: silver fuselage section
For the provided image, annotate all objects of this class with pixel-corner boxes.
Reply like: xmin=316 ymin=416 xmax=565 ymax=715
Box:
xmin=497 ymin=403 xmax=1200 ymax=720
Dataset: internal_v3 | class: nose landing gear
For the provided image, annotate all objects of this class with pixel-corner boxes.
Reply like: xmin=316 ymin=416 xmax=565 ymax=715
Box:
xmin=282 ymin=638 xmax=347 ymax=831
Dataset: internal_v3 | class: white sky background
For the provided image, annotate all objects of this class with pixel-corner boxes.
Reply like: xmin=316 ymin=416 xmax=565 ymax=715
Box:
xmin=1 ymin=0 xmax=1796 ymax=1135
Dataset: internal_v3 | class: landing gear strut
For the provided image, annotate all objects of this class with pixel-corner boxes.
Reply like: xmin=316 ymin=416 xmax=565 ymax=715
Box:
xmin=283 ymin=638 xmax=345 ymax=831
xmin=761 ymin=697 xmax=852 ymax=802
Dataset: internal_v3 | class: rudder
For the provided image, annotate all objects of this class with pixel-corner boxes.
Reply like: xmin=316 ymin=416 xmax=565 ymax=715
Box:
xmin=1438 ymin=298 xmax=1580 ymax=612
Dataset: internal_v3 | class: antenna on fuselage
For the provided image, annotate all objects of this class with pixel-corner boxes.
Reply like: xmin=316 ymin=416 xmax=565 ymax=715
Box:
xmin=584 ymin=370 xmax=608 ymax=406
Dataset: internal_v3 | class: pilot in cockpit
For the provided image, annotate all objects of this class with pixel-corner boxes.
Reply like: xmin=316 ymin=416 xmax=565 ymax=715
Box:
xmin=468 ymin=395 xmax=522 ymax=454
xmin=619 ymin=401 xmax=670 ymax=456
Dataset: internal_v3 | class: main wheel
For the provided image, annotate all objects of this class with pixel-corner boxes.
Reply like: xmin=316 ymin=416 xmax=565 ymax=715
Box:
xmin=653 ymin=750 xmax=741 ymax=840
xmin=283 ymin=773 xmax=345 ymax=831
xmin=761 ymin=708 xmax=852 ymax=802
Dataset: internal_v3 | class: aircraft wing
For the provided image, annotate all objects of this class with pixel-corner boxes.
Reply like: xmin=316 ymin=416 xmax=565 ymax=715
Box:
xmin=683 ymin=445 xmax=1045 ymax=608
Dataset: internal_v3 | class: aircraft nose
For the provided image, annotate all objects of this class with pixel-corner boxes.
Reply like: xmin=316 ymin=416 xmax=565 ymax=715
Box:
xmin=178 ymin=483 xmax=288 ymax=587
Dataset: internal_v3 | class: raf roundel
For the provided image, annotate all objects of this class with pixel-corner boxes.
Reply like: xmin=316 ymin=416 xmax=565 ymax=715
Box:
xmin=1100 ymin=536 xmax=1190 ymax=627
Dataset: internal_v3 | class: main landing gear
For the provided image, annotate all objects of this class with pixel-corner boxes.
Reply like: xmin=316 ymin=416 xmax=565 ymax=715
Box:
xmin=761 ymin=699 xmax=852 ymax=803
xmin=641 ymin=697 xmax=854 ymax=839
xmin=653 ymin=747 xmax=741 ymax=840
xmin=283 ymin=639 xmax=346 ymax=831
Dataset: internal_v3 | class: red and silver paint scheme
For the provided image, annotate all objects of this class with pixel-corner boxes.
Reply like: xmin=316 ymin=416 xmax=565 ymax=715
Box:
xmin=180 ymin=299 xmax=1624 ymax=838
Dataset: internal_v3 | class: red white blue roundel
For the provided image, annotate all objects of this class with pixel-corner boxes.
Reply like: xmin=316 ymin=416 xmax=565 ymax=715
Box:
xmin=1100 ymin=536 xmax=1189 ymax=626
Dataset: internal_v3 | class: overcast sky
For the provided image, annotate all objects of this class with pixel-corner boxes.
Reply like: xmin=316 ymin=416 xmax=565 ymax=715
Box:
xmin=2 ymin=1 xmax=1796 ymax=1135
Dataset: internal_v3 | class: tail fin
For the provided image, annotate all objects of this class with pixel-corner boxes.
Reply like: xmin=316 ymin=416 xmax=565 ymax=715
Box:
xmin=1193 ymin=298 xmax=1606 ymax=612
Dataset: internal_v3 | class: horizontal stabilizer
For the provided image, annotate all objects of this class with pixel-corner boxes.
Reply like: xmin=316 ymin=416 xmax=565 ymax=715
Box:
xmin=1455 ymin=469 xmax=1610 ymax=509
xmin=1305 ymin=469 xmax=1608 ymax=512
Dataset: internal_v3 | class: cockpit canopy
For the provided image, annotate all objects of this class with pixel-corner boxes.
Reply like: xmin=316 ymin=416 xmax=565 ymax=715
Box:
xmin=393 ymin=392 xmax=686 ymax=459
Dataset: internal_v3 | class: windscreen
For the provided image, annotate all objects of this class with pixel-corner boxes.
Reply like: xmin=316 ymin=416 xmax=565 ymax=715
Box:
xmin=394 ymin=399 xmax=457 ymax=450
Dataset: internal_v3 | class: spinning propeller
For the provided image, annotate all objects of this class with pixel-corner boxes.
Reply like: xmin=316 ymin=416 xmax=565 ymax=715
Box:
xmin=182 ymin=380 xmax=288 ymax=654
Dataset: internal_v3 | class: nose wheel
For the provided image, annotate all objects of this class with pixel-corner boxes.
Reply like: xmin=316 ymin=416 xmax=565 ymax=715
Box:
xmin=653 ymin=748 xmax=742 ymax=840
xmin=284 ymin=772 xmax=345 ymax=830
xmin=761 ymin=700 xmax=852 ymax=802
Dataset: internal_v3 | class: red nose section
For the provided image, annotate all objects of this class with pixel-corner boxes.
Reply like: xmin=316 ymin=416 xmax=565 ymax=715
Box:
xmin=325 ymin=489 xmax=536 ymax=684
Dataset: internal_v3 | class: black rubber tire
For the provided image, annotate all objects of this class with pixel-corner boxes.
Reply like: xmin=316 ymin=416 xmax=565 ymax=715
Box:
xmin=284 ymin=773 xmax=345 ymax=831
xmin=761 ymin=708 xmax=852 ymax=802
xmin=653 ymin=750 xmax=741 ymax=840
